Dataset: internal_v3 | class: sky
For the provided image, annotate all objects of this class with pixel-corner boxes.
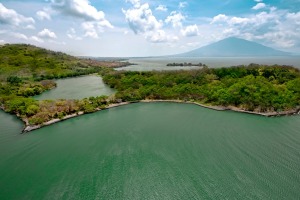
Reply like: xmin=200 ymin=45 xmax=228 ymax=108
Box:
xmin=0 ymin=0 xmax=300 ymax=57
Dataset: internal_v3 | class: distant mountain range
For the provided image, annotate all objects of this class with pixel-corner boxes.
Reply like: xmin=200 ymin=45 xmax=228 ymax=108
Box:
xmin=176 ymin=37 xmax=291 ymax=57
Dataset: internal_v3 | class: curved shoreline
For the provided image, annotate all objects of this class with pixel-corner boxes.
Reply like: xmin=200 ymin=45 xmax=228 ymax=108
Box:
xmin=140 ymin=100 xmax=300 ymax=116
xmin=20 ymin=100 xmax=300 ymax=133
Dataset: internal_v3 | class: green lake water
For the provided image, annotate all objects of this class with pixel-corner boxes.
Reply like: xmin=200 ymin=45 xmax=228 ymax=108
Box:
xmin=0 ymin=103 xmax=300 ymax=199
xmin=34 ymin=75 xmax=115 ymax=100
xmin=1 ymin=73 xmax=300 ymax=199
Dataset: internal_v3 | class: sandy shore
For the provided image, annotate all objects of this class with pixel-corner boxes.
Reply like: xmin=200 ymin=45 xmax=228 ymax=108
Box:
xmin=20 ymin=100 xmax=300 ymax=133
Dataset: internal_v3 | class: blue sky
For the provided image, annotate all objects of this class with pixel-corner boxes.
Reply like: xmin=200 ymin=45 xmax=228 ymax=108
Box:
xmin=0 ymin=0 xmax=299 ymax=56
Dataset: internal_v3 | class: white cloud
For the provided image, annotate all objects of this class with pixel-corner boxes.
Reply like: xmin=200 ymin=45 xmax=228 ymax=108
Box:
xmin=123 ymin=1 xmax=177 ymax=43
xmin=230 ymin=16 xmax=251 ymax=25
xmin=252 ymin=3 xmax=266 ymax=10
xmin=165 ymin=11 xmax=185 ymax=28
xmin=0 ymin=3 xmax=35 ymax=27
xmin=258 ymin=32 xmax=296 ymax=48
xmin=286 ymin=12 xmax=300 ymax=25
xmin=211 ymin=12 xmax=274 ymax=26
xmin=50 ymin=0 xmax=112 ymax=39
xmin=36 ymin=10 xmax=51 ymax=20
xmin=10 ymin=32 xmax=44 ymax=43
xmin=210 ymin=8 xmax=300 ymax=50
xmin=51 ymin=0 xmax=112 ymax=28
xmin=156 ymin=5 xmax=167 ymax=12
xmin=126 ymin=0 xmax=141 ymax=8
xmin=179 ymin=2 xmax=188 ymax=8
xmin=211 ymin=14 xmax=253 ymax=26
xmin=67 ymin=28 xmax=82 ymax=40
xmin=270 ymin=6 xmax=277 ymax=12
xmin=123 ymin=3 xmax=162 ymax=34
xmin=30 ymin=36 xmax=44 ymax=43
xmin=0 ymin=40 xmax=5 ymax=44
xmin=222 ymin=28 xmax=236 ymax=36
xmin=38 ymin=28 xmax=57 ymax=39
xmin=186 ymin=42 xmax=200 ymax=47
xmin=11 ymin=32 xmax=28 ymax=40
xmin=211 ymin=14 xmax=228 ymax=24
xmin=0 ymin=30 xmax=8 ymax=34
xmin=145 ymin=30 xmax=178 ymax=43
xmin=81 ymin=22 xmax=99 ymax=39
xmin=49 ymin=40 xmax=66 ymax=46
xmin=181 ymin=25 xmax=199 ymax=37
xmin=25 ymin=25 xmax=35 ymax=30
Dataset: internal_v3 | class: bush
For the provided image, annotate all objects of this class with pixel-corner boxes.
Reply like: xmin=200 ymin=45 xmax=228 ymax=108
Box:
xmin=7 ymin=76 xmax=22 ymax=85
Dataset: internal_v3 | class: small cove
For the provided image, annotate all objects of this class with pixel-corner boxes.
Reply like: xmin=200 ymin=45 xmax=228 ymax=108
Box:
xmin=34 ymin=75 xmax=115 ymax=100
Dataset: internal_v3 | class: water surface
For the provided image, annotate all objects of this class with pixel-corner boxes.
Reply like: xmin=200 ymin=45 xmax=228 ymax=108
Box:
xmin=0 ymin=103 xmax=299 ymax=199
xmin=117 ymin=56 xmax=300 ymax=71
xmin=34 ymin=75 xmax=114 ymax=100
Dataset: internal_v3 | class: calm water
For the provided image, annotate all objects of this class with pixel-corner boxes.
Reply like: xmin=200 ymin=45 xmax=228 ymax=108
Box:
xmin=34 ymin=75 xmax=115 ymax=100
xmin=116 ymin=56 xmax=300 ymax=71
xmin=0 ymin=103 xmax=300 ymax=199
xmin=1 ymin=69 xmax=300 ymax=199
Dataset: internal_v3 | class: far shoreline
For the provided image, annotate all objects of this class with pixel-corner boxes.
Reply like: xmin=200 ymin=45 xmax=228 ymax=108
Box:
xmin=20 ymin=100 xmax=300 ymax=133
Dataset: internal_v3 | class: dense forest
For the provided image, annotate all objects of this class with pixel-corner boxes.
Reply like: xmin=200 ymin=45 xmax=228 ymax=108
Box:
xmin=0 ymin=44 xmax=300 ymax=128
xmin=102 ymin=64 xmax=300 ymax=112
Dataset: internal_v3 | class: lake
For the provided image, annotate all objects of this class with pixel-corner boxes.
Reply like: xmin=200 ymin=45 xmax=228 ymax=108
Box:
xmin=0 ymin=103 xmax=300 ymax=199
xmin=116 ymin=56 xmax=300 ymax=71
xmin=1 ymin=66 xmax=300 ymax=199
xmin=34 ymin=75 xmax=115 ymax=100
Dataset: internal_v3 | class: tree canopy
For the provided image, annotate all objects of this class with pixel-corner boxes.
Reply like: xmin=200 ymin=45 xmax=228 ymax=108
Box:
xmin=102 ymin=65 xmax=300 ymax=112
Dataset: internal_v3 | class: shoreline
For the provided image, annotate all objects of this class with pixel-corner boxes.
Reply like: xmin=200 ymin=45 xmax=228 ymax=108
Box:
xmin=21 ymin=102 xmax=130 ymax=133
xmin=140 ymin=100 xmax=300 ymax=116
xmin=20 ymin=100 xmax=300 ymax=133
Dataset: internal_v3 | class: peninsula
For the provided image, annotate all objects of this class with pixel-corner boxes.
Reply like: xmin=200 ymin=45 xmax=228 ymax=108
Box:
xmin=0 ymin=44 xmax=300 ymax=133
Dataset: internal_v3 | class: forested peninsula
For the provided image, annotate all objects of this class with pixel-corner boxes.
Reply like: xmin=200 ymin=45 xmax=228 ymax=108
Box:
xmin=1 ymin=44 xmax=300 ymax=132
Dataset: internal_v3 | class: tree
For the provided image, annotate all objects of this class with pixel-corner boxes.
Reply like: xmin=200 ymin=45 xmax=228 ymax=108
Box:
xmin=26 ymin=104 xmax=40 ymax=116
xmin=7 ymin=76 xmax=22 ymax=85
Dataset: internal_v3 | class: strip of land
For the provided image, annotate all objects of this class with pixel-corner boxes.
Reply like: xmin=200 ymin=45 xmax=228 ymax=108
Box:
xmin=166 ymin=62 xmax=207 ymax=67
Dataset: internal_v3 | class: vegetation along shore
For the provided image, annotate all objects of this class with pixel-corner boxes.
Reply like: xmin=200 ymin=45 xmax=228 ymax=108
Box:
xmin=102 ymin=64 xmax=300 ymax=113
xmin=0 ymin=44 xmax=300 ymax=133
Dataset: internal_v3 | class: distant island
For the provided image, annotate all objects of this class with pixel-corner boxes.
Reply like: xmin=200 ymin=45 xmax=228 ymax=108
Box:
xmin=175 ymin=37 xmax=292 ymax=57
xmin=0 ymin=44 xmax=299 ymax=133
xmin=166 ymin=62 xmax=207 ymax=67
